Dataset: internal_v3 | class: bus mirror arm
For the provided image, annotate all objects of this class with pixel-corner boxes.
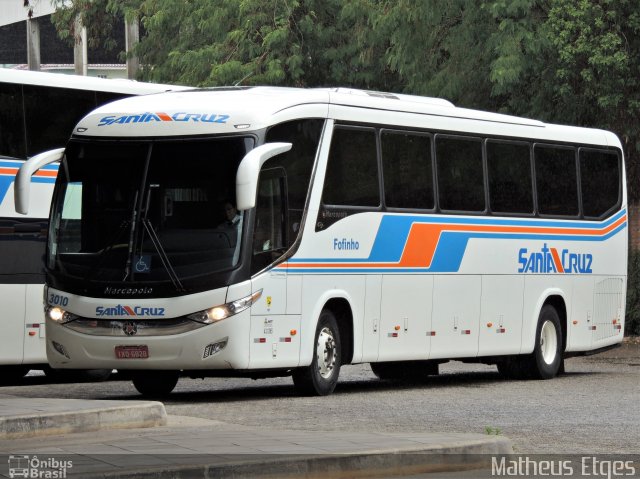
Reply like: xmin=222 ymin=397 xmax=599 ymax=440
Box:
xmin=15 ymin=148 xmax=65 ymax=215
xmin=236 ymin=142 xmax=292 ymax=211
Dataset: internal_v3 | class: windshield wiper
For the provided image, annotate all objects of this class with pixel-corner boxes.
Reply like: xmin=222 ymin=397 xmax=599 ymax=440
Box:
xmin=137 ymin=185 xmax=185 ymax=292
xmin=122 ymin=190 xmax=140 ymax=282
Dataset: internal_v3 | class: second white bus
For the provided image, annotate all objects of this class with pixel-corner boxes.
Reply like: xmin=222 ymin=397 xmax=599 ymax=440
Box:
xmin=17 ymin=87 xmax=626 ymax=395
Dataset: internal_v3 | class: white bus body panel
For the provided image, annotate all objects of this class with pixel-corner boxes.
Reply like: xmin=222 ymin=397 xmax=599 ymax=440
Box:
xmin=0 ymin=159 xmax=55 ymax=366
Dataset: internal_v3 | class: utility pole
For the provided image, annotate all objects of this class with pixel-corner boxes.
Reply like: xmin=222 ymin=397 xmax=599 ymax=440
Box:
xmin=125 ymin=17 xmax=139 ymax=79
xmin=26 ymin=16 xmax=40 ymax=71
xmin=74 ymin=15 xmax=88 ymax=76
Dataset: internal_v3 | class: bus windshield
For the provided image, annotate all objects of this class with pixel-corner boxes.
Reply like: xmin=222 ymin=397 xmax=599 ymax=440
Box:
xmin=48 ymin=137 xmax=254 ymax=289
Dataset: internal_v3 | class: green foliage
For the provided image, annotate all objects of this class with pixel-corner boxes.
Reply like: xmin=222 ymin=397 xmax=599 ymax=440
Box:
xmin=51 ymin=0 xmax=640 ymax=213
xmin=626 ymin=250 xmax=640 ymax=336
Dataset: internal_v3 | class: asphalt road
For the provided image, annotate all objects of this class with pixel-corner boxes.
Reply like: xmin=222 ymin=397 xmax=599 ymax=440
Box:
xmin=2 ymin=341 xmax=638 ymax=455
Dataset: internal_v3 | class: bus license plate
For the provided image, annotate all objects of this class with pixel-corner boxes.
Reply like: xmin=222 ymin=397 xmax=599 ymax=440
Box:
xmin=115 ymin=345 xmax=149 ymax=359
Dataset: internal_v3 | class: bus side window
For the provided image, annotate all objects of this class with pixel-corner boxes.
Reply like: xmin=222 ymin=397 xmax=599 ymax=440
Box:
xmin=436 ymin=135 xmax=485 ymax=212
xmin=322 ymin=127 xmax=379 ymax=208
xmin=534 ymin=145 xmax=578 ymax=217
xmin=265 ymin=119 xmax=323 ymax=247
xmin=580 ymin=148 xmax=621 ymax=219
xmin=486 ymin=140 xmax=534 ymax=215
xmin=381 ymin=130 xmax=434 ymax=210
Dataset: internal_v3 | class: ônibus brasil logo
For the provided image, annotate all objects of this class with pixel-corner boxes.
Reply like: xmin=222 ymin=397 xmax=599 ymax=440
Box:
xmin=98 ymin=112 xmax=229 ymax=126
xmin=95 ymin=305 xmax=165 ymax=317
xmin=518 ymin=243 xmax=593 ymax=274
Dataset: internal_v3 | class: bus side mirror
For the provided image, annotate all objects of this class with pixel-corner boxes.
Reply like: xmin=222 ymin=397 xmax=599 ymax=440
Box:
xmin=15 ymin=147 xmax=65 ymax=215
xmin=236 ymin=142 xmax=292 ymax=211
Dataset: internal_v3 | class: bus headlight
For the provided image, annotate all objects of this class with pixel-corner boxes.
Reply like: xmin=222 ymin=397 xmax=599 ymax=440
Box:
xmin=46 ymin=306 xmax=77 ymax=324
xmin=188 ymin=290 xmax=262 ymax=324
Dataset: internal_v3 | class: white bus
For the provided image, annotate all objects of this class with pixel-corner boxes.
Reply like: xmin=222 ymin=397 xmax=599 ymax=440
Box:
xmin=16 ymin=87 xmax=627 ymax=395
xmin=0 ymin=69 xmax=188 ymax=381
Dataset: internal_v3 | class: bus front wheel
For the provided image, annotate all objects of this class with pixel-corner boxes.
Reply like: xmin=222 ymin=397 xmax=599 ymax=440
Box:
xmin=292 ymin=310 xmax=342 ymax=396
xmin=131 ymin=370 xmax=179 ymax=397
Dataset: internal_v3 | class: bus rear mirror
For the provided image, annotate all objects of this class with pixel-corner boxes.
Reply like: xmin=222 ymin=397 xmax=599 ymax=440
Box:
xmin=236 ymin=142 xmax=292 ymax=211
xmin=15 ymin=147 xmax=65 ymax=215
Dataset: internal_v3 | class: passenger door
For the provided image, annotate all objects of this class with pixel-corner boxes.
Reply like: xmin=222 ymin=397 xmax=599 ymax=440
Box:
xmin=250 ymin=168 xmax=299 ymax=367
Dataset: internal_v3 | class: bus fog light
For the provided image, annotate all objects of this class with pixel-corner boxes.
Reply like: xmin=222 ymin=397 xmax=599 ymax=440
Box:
xmin=46 ymin=306 xmax=77 ymax=324
xmin=203 ymin=338 xmax=228 ymax=358
xmin=52 ymin=341 xmax=70 ymax=359
xmin=188 ymin=290 xmax=262 ymax=324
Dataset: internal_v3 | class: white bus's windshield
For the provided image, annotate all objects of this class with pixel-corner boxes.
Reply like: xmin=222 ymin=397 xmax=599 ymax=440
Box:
xmin=48 ymin=137 xmax=254 ymax=290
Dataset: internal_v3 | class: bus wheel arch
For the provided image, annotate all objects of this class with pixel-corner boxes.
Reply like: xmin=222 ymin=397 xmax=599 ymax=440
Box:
xmin=543 ymin=295 xmax=567 ymax=355
xmin=499 ymin=294 xmax=567 ymax=380
xmin=321 ymin=297 xmax=354 ymax=365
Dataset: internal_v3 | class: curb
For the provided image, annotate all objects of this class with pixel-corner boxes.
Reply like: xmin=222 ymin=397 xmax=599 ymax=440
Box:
xmin=85 ymin=436 xmax=513 ymax=479
xmin=0 ymin=402 xmax=167 ymax=439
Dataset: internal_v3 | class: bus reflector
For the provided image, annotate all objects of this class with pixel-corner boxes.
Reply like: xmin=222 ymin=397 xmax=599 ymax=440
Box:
xmin=28 ymin=331 xmax=36 ymax=336
xmin=427 ymin=331 xmax=436 ymax=336
xmin=461 ymin=330 xmax=471 ymax=335
xmin=497 ymin=328 xmax=506 ymax=334
xmin=394 ymin=325 xmax=401 ymax=331
xmin=388 ymin=332 xmax=398 ymax=338
xmin=572 ymin=320 xmax=578 ymax=325
xmin=590 ymin=326 xmax=597 ymax=331
xmin=254 ymin=338 xmax=267 ymax=343
xmin=487 ymin=322 xmax=493 ymax=328
xmin=279 ymin=337 xmax=292 ymax=343
xmin=290 ymin=329 xmax=297 ymax=336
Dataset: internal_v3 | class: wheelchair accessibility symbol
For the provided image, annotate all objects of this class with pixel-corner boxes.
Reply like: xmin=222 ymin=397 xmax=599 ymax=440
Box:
xmin=134 ymin=255 xmax=151 ymax=273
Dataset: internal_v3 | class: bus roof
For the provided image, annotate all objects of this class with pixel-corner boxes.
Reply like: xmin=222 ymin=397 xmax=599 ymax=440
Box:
xmin=0 ymin=68 xmax=189 ymax=95
xmin=73 ymin=86 xmax=622 ymax=149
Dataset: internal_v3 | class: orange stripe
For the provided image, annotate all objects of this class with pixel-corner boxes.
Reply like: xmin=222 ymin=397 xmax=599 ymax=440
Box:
xmin=157 ymin=112 xmax=173 ymax=121
xmin=288 ymin=215 xmax=627 ymax=270
xmin=34 ymin=170 xmax=58 ymax=177
xmin=0 ymin=168 xmax=18 ymax=175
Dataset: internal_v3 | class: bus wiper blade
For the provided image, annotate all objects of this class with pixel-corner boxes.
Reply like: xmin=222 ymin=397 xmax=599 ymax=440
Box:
xmin=123 ymin=190 xmax=140 ymax=282
xmin=141 ymin=218 xmax=185 ymax=293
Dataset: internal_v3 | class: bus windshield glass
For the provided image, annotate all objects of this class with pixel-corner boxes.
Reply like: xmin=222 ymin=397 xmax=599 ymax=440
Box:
xmin=48 ymin=137 xmax=254 ymax=288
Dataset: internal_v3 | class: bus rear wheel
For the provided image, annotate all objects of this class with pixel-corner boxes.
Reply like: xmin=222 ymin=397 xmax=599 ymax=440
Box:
xmin=499 ymin=304 xmax=563 ymax=380
xmin=292 ymin=310 xmax=342 ymax=396
xmin=131 ymin=370 xmax=179 ymax=397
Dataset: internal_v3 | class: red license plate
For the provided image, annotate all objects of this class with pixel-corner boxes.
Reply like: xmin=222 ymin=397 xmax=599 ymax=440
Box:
xmin=115 ymin=345 xmax=149 ymax=359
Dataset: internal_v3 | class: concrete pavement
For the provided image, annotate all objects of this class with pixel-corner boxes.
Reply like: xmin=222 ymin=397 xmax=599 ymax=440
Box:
xmin=0 ymin=394 xmax=513 ymax=478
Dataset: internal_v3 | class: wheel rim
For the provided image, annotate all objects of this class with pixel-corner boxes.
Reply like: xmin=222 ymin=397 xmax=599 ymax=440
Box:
xmin=540 ymin=320 xmax=558 ymax=365
xmin=316 ymin=326 xmax=337 ymax=379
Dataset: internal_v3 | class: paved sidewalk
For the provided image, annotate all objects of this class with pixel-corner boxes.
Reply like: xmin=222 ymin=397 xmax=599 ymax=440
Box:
xmin=0 ymin=395 xmax=513 ymax=478
xmin=0 ymin=393 xmax=166 ymax=439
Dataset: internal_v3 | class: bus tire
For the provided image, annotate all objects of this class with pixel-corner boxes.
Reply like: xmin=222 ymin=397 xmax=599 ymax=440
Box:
xmin=496 ymin=358 xmax=527 ymax=379
xmin=292 ymin=310 xmax=342 ymax=396
xmin=132 ymin=370 xmax=179 ymax=397
xmin=523 ymin=304 xmax=563 ymax=379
